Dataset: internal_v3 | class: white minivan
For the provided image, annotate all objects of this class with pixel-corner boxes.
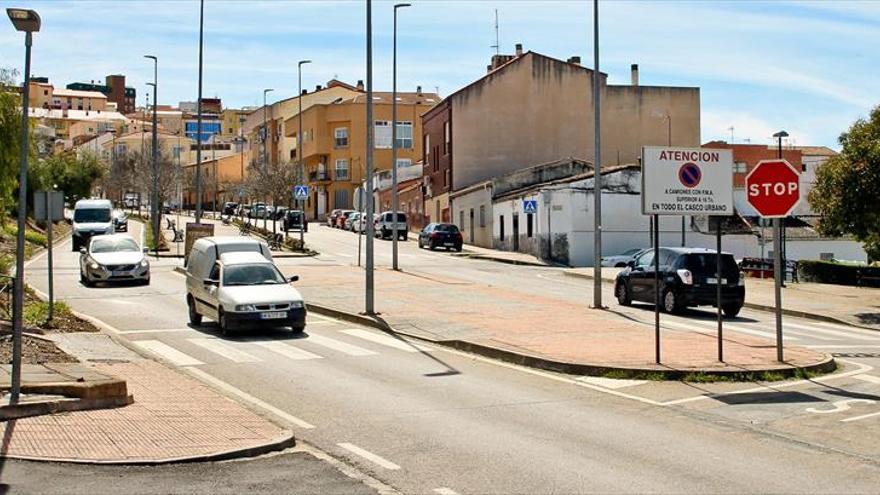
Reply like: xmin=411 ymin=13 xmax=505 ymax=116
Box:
xmin=72 ymin=199 xmax=113 ymax=251
xmin=185 ymin=237 xmax=305 ymax=335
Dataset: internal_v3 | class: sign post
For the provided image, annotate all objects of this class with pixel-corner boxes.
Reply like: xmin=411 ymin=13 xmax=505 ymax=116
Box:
xmin=745 ymin=159 xmax=801 ymax=362
xmin=642 ymin=147 xmax=734 ymax=363
xmin=33 ymin=190 xmax=64 ymax=322
xmin=294 ymin=185 xmax=309 ymax=250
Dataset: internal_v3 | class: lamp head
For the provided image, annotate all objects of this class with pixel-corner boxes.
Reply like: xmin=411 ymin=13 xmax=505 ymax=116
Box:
xmin=773 ymin=130 xmax=789 ymax=139
xmin=7 ymin=8 xmax=40 ymax=33
xmin=395 ymin=3 xmax=412 ymax=9
xmin=144 ymin=55 xmax=157 ymax=62
xmin=299 ymin=60 xmax=312 ymax=66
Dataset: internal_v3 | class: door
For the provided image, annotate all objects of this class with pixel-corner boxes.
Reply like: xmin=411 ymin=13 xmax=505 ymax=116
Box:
xmin=469 ymin=209 xmax=475 ymax=243
xmin=629 ymin=249 xmax=655 ymax=302
xmin=198 ymin=262 xmax=222 ymax=320
xmin=512 ymin=213 xmax=520 ymax=251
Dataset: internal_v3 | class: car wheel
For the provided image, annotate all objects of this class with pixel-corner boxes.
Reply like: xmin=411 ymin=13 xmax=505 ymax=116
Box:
xmin=429 ymin=241 xmax=436 ymax=251
xmin=80 ymin=271 xmax=93 ymax=288
xmin=71 ymin=239 xmax=79 ymax=252
xmin=141 ymin=277 xmax=150 ymax=286
xmin=616 ymin=282 xmax=631 ymax=306
xmin=399 ymin=233 xmax=407 ymax=241
xmin=291 ymin=324 xmax=305 ymax=334
xmin=381 ymin=228 xmax=389 ymax=239
xmin=456 ymin=246 xmax=463 ymax=252
xmin=219 ymin=309 xmax=232 ymax=336
xmin=662 ymin=288 xmax=682 ymax=314
xmin=188 ymin=297 xmax=202 ymax=326
xmin=722 ymin=303 xmax=742 ymax=318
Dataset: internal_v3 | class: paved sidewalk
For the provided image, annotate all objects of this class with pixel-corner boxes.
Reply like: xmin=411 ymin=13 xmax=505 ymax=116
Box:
xmin=0 ymin=352 xmax=293 ymax=462
xmin=565 ymin=267 xmax=880 ymax=330
xmin=288 ymin=264 xmax=829 ymax=377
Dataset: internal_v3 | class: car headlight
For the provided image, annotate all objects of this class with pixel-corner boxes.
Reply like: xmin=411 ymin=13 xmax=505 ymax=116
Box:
xmin=290 ymin=300 xmax=304 ymax=309
xmin=140 ymin=259 xmax=149 ymax=267
xmin=89 ymin=262 xmax=101 ymax=270
xmin=235 ymin=304 xmax=256 ymax=312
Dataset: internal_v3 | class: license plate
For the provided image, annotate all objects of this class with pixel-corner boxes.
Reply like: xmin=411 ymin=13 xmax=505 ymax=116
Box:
xmin=706 ymin=278 xmax=727 ymax=284
xmin=443 ymin=242 xmax=454 ymax=247
xmin=112 ymin=270 xmax=128 ymax=276
xmin=260 ymin=311 xmax=286 ymax=320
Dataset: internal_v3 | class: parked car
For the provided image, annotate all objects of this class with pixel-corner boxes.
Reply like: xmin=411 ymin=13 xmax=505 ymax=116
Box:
xmin=328 ymin=209 xmax=342 ymax=227
xmin=113 ymin=212 xmax=129 ymax=232
xmin=249 ymin=203 xmax=266 ymax=219
xmin=740 ymin=257 xmax=774 ymax=279
xmin=601 ymin=248 xmax=644 ymax=267
xmin=375 ymin=211 xmax=408 ymax=240
xmin=283 ymin=210 xmax=308 ymax=232
xmin=335 ymin=210 xmax=356 ymax=229
xmin=345 ymin=212 xmax=361 ymax=231
xmin=72 ymin=199 xmax=114 ymax=251
xmin=223 ymin=202 xmax=239 ymax=216
xmin=185 ymin=249 xmax=304 ymax=336
xmin=79 ymin=234 xmax=149 ymax=287
xmin=353 ymin=213 xmax=376 ymax=234
xmin=614 ymin=247 xmax=745 ymax=317
xmin=272 ymin=206 xmax=287 ymax=221
xmin=418 ymin=223 xmax=463 ymax=251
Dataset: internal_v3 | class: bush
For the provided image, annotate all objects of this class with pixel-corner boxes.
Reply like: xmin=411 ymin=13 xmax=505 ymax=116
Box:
xmin=25 ymin=230 xmax=47 ymax=247
xmin=24 ymin=300 xmax=71 ymax=327
xmin=798 ymin=260 xmax=880 ymax=287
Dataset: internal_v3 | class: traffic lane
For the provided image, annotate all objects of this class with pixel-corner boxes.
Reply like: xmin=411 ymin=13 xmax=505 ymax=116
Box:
xmin=119 ymin=319 xmax=880 ymax=494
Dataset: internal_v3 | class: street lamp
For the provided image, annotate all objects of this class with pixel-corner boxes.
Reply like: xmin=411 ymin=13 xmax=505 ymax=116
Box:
xmin=298 ymin=60 xmax=311 ymax=250
xmin=391 ymin=2 xmax=411 ymax=271
xmin=262 ymin=88 xmax=273 ymax=231
xmin=195 ymin=0 xmax=205 ymax=223
xmin=145 ymin=55 xmax=159 ymax=257
xmin=365 ymin=0 xmax=375 ymax=314
xmin=7 ymin=6 xmax=40 ymax=405
xmin=591 ymin=0 xmax=603 ymax=310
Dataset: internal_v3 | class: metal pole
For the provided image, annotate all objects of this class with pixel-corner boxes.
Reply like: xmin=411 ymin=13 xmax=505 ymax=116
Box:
xmin=391 ymin=3 xmax=410 ymax=271
xmin=262 ymin=89 xmax=272 ymax=232
xmin=365 ymin=0 xmax=375 ymax=314
xmin=716 ymin=218 xmax=723 ymax=362
xmin=774 ymin=218 xmax=784 ymax=362
xmin=46 ymin=192 xmax=53 ymax=322
xmin=653 ymin=214 xmax=660 ymax=364
xmin=298 ymin=61 xmax=309 ymax=250
xmin=778 ymin=136 xmax=787 ymax=287
xmin=146 ymin=56 xmax=159 ymax=258
xmin=591 ymin=0 xmax=603 ymax=309
xmin=195 ymin=0 xmax=204 ymax=223
xmin=358 ymin=186 xmax=364 ymax=267
xmin=11 ymin=31 xmax=33 ymax=404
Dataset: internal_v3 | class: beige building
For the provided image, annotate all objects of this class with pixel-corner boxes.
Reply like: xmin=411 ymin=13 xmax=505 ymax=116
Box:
xmin=29 ymin=81 xmax=108 ymax=112
xmin=183 ymin=152 xmax=248 ymax=209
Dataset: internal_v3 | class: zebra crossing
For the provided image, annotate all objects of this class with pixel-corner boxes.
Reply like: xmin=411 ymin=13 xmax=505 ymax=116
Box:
xmin=132 ymin=324 xmax=434 ymax=367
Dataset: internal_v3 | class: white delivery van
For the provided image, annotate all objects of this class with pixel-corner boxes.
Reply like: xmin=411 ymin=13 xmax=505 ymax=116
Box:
xmin=72 ymin=199 xmax=113 ymax=251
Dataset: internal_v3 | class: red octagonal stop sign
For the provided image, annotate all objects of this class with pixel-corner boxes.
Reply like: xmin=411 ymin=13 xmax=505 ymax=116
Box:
xmin=746 ymin=159 xmax=801 ymax=218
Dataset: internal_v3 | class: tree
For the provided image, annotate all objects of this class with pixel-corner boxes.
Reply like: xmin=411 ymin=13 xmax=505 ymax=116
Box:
xmin=30 ymin=151 xmax=107 ymax=206
xmin=244 ymin=160 xmax=297 ymax=209
xmin=809 ymin=105 xmax=880 ymax=261
xmin=0 ymin=67 xmax=36 ymax=216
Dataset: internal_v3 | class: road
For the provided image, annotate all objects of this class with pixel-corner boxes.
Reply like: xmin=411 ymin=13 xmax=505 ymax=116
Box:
xmin=23 ymin=219 xmax=880 ymax=494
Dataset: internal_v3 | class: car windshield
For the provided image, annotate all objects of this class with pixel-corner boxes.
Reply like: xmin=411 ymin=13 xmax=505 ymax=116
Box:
xmin=91 ymin=238 xmax=139 ymax=253
xmin=390 ymin=213 xmax=406 ymax=222
xmin=435 ymin=224 xmax=459 ymax=233
xmin=74 ymin=208 xmax=111 ymax=223
xmin=682 ymin=253 xmax=739 ymax=276
xmin=223 ymin=263 xmax=287 ymax=286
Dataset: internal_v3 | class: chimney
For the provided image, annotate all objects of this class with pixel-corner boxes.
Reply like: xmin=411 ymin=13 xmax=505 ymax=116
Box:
xmin=515 ymin=43 xmax=523 ymax=56
xmin=567 ymin=56 xmax=581 ymax=66
xmin=416 ymin=85 xmax=422 ymax=95
xmin=631 ymin=64 xmax=639 ymax=86
xmin=356 ymin=80 xmax=364 ymax=91
xmin=301 ymin=89 xmax=307 ymax=95
xmin=315 ymin=84 xmax=322 ymax=91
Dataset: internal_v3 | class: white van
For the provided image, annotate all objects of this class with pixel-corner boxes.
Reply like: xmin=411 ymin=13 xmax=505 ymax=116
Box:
xmin=185 ymin=237 xmax=305 ymax=335
xmin=72 ymin=199 xmax=113 ymax=251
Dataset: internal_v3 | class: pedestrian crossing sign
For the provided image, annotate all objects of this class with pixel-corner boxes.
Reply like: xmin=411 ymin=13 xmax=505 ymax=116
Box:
xmin=523 ymin=200 xmax=537 ymax=214
xmin=294 ymin=185 xmax=309 ymax=200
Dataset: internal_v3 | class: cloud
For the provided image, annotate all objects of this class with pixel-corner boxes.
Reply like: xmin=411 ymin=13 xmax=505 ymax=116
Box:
xmin=702 ymin=109 xmax=815 ymax=148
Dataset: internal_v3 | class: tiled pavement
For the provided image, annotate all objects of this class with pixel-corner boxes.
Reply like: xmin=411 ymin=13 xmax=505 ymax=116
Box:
xmin=0 ymin=360 xmax=290 ymax=462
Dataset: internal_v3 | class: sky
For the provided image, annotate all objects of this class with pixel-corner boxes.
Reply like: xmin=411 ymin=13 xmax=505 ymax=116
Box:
xmin=1 ymin=0 xmax=877 ymax=150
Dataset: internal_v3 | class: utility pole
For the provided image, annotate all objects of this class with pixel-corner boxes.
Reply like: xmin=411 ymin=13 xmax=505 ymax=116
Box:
xmin=592 ymin=0 xmax=603 ymax=310
xmin=145 ymin=55 xmax=158 ymax=257
xmin=195 ymin=0 xmax=205 ymax=223
xmin=263 ymin=88 xmax=273 ymax=231
xmin=298 ymin=60 xmax=311 ymax=250
xmin=365 ymin=0 xmax=375 ymax=314
xmin=391 ymin=3 xmax=410 ymax=271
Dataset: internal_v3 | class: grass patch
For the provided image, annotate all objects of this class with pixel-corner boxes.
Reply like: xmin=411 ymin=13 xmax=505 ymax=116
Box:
xmin=23 ymin=300 xmax=71 ymax=327
xmin=682 ymin=372 xmax=734 ymax=383
xmin=601 ymin=369 xmax=666 ymax=381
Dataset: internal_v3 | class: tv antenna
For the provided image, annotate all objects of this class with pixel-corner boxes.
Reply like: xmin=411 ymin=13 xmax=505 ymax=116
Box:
xmin=727 ymin=126 xmax=735 ymax=144
xmin=491 ymin=9 xmax=500 ymax=55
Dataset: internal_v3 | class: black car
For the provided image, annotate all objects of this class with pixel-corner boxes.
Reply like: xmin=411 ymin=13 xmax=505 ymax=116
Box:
xmin=113 ymin=213 xmax=128 ymax=232
xmin=223 ymin=202 xmax=239 ymax=216
xmin=418 ymin=223 xmax=463 ymax=251
xmin=283 ymin=210 xmax=308 ymax=232
xmin=614 ymin=247 xmax=744 ymax=317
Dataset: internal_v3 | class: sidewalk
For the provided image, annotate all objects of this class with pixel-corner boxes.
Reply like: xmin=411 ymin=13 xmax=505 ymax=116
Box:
xmin=0 ymin=334 xmax=294 ymax=463
xmin=564 ymin=268 xmax=880 ymax=330
xmin=290 ymin=264 xmax=831 ymax=378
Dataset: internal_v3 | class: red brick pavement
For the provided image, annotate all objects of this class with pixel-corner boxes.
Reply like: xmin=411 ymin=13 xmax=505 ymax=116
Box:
xmin=0 ymin=360 xmax=290 ymax=462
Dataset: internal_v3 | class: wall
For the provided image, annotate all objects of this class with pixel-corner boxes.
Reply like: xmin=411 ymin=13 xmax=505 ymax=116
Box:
xmin=422 ymin=101 xmax=452 ymax=201
xmin=451 ymin=183 xmax=493 ymax=247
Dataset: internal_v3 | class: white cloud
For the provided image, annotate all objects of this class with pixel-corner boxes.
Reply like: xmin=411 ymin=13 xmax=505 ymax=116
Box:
xmin=702 ymin=109 xmax=815 ymax=147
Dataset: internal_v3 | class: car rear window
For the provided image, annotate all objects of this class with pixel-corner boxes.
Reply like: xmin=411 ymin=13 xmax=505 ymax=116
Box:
xmin=682 ymin=253 xmax=739 ymax=276
xmin=435 ymin=224 xmax=459 ymax=233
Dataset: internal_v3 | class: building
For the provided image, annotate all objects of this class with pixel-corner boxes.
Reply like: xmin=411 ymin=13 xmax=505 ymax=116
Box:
xmin=27 ymin=107 xmax=128 ymax=141
xmin=422 ymin=99 xmax=452 ymax=223
xmin=182 ymin=152 xmax=248 ymax=210
xmin=66 ymin=74 xmax=137 ymax=114
xmin=793 ymin=146 xmax=837 ymax=217
xmin=284 ymin=87 xmax=438 ymax=220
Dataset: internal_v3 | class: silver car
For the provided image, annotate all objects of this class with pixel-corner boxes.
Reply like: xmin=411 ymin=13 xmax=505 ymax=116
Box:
xmin=601 ymin=248 xmax=644 ymax=268
xmin=79 ymin=234 xmax=150 ymax=287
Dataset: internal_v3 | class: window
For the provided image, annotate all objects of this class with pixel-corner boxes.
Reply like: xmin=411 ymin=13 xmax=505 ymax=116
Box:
xmin=114 ymin=143 xmax=127 ymax=156
xmin=443 ymin=121 xmax=450 ymax=155
xmin=335 ymin=159 xmax=350 ymax=181
xmin=334 ymin=189 xmax=350 ymax=209
xmin=335 ymin=127 xmax=349 ymax=148
xmin=527 ymin=213 xmax=533 ymax=238
xmin=444 ymin=168 xmax=450 ymax=188
xmin=801 ymin=164 xmax=807 ymax=172
xmin=396 ymin=158 xmax=411 ymax=170
xmin=395 ymin=121 xmax=413 ymax=149
xmin=479 ymin=205 xmax=486 ymax=228
xmin=374 ymin=121 xmax=392 ymax=149
xmin=459 ymin=210 xmax=465 ymax=233
xmin=734 ymin=162 xmax=747 ymax=173
xmin=499 ymin=215 xmax=505 ymax=241
xmin=172 ymin=146 xmax=182 ymax=160
xmin=424 ymin=134 xmax=430 ymax=163
xmin=635 ymin=250 xmax=655 ymax=268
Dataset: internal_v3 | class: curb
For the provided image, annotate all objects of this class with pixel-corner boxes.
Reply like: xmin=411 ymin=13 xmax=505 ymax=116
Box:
xmin=561 ymin=270 xmax=880 ymax=332
xmin=453 ymin=252 xmax=552 ymax=268
xmin=0 ymin=395 xmax=132 ymax=422
xmin=304 ymin=303 xmax=836 ymax=381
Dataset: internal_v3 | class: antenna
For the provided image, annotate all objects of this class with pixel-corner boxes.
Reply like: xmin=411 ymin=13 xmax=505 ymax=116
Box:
xmin=727 ymin=125 xmax=734 ymax=144
xmin=491 ymin=9 xmax=500 ymax=55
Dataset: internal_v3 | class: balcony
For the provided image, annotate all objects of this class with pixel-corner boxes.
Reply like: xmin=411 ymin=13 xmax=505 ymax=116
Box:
xmin=309 ymin=170 xmax=331 ymax=183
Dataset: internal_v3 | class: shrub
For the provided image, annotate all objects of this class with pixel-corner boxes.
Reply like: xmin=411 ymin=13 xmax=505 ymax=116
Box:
xmin=24 ymin=300 xmax=71 ymax=327
xmin=25 ymin=230 xmax=47 ymax=247
xmin=798 ymin=260 xmax=880 ymax=287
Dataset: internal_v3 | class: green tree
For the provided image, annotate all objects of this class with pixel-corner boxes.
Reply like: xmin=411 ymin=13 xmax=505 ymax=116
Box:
xmin=0 ymin=68 xmax=27 ymax=216
xmin=809 ymin=105 xmax=880 ymax=261
xmin=31 ymin=152 xmax=107 ymax=206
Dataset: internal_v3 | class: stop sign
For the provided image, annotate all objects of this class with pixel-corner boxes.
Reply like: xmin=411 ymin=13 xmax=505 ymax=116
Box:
xmin=746 ymin=159 xmax=801 ymax=218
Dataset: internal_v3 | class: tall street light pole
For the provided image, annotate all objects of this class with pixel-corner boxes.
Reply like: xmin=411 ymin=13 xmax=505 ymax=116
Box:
xmin=263 ymin=88 xmax=273 ymax=231
xmin=391 ymin=2 xmax=411 ymax=271
xmin=298 ymin=60 xmax=311 ymax=250
xmin=145 ymin=55 xmax=159 ymax=257
xmin=592 ymin=0 xmax=603 ymax=309
xmin=365 ymin=0 xmax=376 ymax=314
xmin=6 ymin=7 xmax=40 ymax=405
xmin=195 ymin=0 xmax=205 ymax=223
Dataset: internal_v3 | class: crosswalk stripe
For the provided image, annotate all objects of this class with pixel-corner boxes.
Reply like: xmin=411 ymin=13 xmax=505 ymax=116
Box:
xmin=662 ymin=319 xmax=797 ymax=341
xmin=783 ymin=321 xmax=880 ymax=341
xmin=188 ymin=338 xmax=262 ymax=363
xmin=254 ymin=341 xmax=323 ymax=360
xmin=304 ymin=334 xmax=377 ymax=356
xmin=341 ymin=328 xmax=433 ymax=352
xmin=134 ymin=340 xmax=204 ymax=366
xmin=808 ymin=320 xmax=880 ymax=337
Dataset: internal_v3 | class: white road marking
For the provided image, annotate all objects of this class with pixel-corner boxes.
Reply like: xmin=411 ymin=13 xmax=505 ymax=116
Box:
xmin=855 ymin=374 xmax=880 ymax=385
xmin=577 ymin=376 xmax=648 ymax=389
xmin=304 ymin=334 xmax=377 ymax=356
xmin=841 ymin=410 xmax=880 ymax=423
xmin=333 ymin=252 xmax=354 ymax=258
xmin=305 ymin=319 xmax=334 ymax=326
xmin=337 ymin=443 xmax=401 ymax=470
xmin=809 ymin=320 xmax=880 ymax=337
xmin=805 ymin=398 xmax=875 ymax=414
xmin=804 ymin=345 xmax=880 ymax=349
xmin=433 ymin=488 xmax=459 ymax=495
xmin=254 ymin=341 xmax=323 ymax=360
xmin=185 ymin=367 xmax=315 ymax=429
xmin=188 ymin=338 xmax=262 ymax=363
xmin=342 ymin=328 xmax=433 ymax=352
xmin=662 ymin=319 xmax=797 ymax=341
xmin=117 ymin=328 xmax=194 ymax=335
xmin=784 ymin=321 xmax=880 ymax=341
xmin=133 ymin=340 xmax=204 ymax=366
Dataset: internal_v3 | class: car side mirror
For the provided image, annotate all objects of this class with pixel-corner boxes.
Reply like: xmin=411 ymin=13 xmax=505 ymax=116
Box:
xmin=626 ymin=260 xmax=635 ymax=268
xmin=143 ymin=247 xmax=149 ymax=253
xmin=79 ymin=247 xmax=87 ymax=255
xmin=203 ymin=278 xmax=219 ymax=287
xmin=289 ymin=275 xmax=299 ymax=283
xmin=632 ymin=265 xmax=644 ymax=272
